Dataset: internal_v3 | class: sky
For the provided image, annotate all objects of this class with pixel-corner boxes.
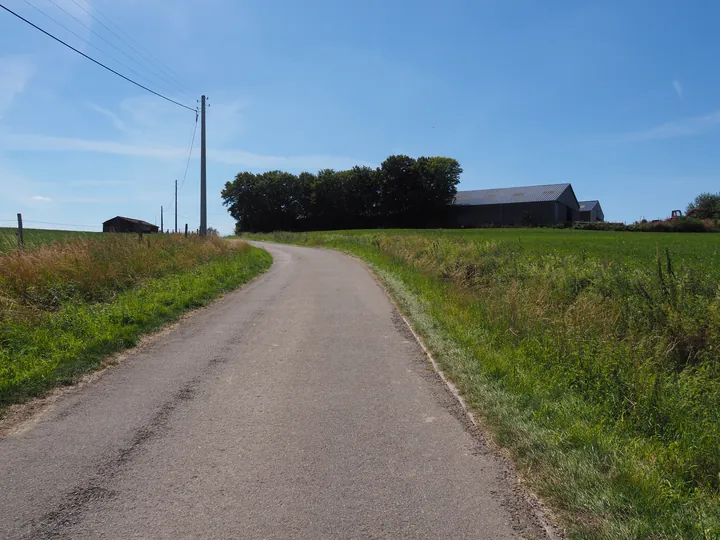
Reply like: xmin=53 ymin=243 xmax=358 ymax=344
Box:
xmin=1 ymin=0 xmax=720 ymax=233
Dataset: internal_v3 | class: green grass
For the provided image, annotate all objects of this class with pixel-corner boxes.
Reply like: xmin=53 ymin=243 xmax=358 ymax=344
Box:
xmin=246 ymin=229 xmax=720 ymax=539
xmin=0 ymin=227 xmax=103 ymax=253
xmin=0 ymin=236 xmax=271 ymax=410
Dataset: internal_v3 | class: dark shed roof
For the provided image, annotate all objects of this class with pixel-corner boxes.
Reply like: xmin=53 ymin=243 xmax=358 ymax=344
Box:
xmin=454 ymin=183 xmax=579 ymax=210
xmin=103 ymin=216 xmax=156 ymax=227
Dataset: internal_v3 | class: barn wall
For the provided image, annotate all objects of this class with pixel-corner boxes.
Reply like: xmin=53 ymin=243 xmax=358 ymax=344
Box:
xmin=448 ymin=201 xmax=571 ymax=227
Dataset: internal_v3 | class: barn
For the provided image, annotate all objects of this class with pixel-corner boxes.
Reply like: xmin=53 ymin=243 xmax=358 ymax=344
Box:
xmin=449 ymin=183 xmax=580 ymax=227
xmin=103 ymin=216 xmax=159 ymax=234
xmin=577 ymin=200 xmax=604 ymax=222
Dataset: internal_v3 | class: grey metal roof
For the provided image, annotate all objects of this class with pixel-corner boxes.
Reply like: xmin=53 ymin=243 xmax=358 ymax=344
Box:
xmin=578 ymin=200 xmax=599 ymax=211
xmin=454 ymin=183 xmax=576 ymax=206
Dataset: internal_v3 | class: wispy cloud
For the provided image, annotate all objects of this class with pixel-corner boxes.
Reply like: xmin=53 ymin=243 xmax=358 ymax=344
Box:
xmin=0 ymin=56 xmax=36 ymax=118
xmin=31 ymin=195 xmax=52 ymax=202
xmin=0 ymin=133 xmax=371 ymax=171
xmin=71 ymin=179 xmax=135 ymax=186
xmin=672 ymin=80 xmax=683 ymax=99
xmin=603 ymin=110 xmax=720 ymax=143
xmin=87 ymin=104 xmax=128 ymax=132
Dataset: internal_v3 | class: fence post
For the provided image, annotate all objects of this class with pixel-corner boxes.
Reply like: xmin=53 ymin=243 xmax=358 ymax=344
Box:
xmin=16 ymin=213 xmax=24 ymax=249
xmin=184 ymin=224 xmax=188 ymax=238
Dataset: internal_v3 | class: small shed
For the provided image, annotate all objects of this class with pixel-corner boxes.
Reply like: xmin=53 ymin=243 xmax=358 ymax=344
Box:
xmin=103 ymin=216 xmax=159 ymax=234
xmin=577 ymin=201 xmax=604 ymax=222
xmin=449 ymin=183 xmax=580 ymax=226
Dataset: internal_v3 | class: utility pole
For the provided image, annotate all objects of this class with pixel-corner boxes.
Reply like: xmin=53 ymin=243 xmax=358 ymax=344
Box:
xmin=200 ymin=95 xmax=207 ymax=237
xmin=160 ymin=205 xmax=164 ymax=233
xmin=174 ymin=179 xmax=178 ymax=233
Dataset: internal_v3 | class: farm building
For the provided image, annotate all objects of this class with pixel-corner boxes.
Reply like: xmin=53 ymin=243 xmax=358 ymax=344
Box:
xmin=103 ymin=216 xmax=159 ymax=234
xmin=449 ymin=183 xmax=580 ymax=227
xmin=577 ymin=200 xmax=604 ymax=222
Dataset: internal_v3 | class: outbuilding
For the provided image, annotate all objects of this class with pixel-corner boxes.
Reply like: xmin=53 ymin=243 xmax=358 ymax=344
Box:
xmin=103 ymin=216 xmax=159 ymax=234
xmin=449 ymin=183 xmax=580 ymax=227
xmin=577 ymin=200 xmax=604 ymax=222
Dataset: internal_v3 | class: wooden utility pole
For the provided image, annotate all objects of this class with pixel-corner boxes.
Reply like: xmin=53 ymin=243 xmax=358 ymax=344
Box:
xmin=174 ymin=179 xmax=178 ymax=233
xmin=160 ymin=206 xmax=164 ymax=233
xmin=16 ymin=213 xmax=24 ymax=249
xmin=200 ymin=95 xmax=207 ymax=237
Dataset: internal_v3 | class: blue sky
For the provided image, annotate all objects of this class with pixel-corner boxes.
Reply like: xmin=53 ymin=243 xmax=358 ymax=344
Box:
xmin=1 ymin=0 xmax=720 ymax=232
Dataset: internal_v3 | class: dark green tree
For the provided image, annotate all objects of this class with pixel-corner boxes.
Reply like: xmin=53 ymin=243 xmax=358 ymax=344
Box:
xmin=222 ymin=155 xmax=462 ymax=232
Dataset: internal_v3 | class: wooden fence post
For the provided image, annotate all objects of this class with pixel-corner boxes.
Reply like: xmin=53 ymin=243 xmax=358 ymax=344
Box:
xmin=184 ymin=224 xmax=188 ymax=238
xmin=16 ymin=213 xmax=24 ymax=249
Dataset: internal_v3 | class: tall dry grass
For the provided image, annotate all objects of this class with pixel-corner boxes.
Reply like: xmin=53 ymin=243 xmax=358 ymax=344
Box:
xmin=0 ymin=234 xmax=246 ymax=321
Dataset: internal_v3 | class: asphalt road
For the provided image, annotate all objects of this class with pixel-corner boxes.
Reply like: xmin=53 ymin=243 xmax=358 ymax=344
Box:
xmin=0 ymin=242 xmax=550 ymax=539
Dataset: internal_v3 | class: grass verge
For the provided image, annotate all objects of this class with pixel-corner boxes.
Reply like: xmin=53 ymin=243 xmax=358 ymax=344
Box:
xmin=246 ymin=230 xmax=719 ymax=540
xmin=0 ymin=237 xmax=271 ymax=410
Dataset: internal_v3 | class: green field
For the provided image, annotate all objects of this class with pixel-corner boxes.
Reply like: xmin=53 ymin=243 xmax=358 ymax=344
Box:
xmin=0 ymin=227 xmax=103 ymax=253
xmin=247 ymin=229 xmax=720 ymax=539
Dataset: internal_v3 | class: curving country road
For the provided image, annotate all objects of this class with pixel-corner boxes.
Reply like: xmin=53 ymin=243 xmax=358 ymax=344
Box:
xmin=0 ymin=242 xmax=550 ymax=539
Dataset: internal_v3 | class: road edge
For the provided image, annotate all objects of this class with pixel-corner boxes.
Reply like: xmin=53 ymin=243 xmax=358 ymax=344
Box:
xmin=0 ymin=247 xmax=274 ymax=439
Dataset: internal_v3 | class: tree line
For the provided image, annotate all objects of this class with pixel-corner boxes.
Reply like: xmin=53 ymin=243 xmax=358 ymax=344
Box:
xmin=221 ymin=155 xmax=462 ymax=232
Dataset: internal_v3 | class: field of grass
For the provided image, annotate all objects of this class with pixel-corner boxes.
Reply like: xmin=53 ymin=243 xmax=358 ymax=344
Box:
xmin=247 ymin=229 xmax=720 ymax=539
xmin=0 ymin=227 xmax=104 ymax=253
xmin=0 ymin=234 xmax=271 ymax=409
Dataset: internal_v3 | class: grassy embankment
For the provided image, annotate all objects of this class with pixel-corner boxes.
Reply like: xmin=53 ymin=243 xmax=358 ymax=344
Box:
xmin=0 ymin=234 xmax=271 ymax=410
xmin=247 ymin=229 xmax=719 ymax=540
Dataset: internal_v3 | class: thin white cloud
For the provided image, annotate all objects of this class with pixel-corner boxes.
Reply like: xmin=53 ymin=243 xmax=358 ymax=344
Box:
xmin=87 ymin=104 xmax=127 ymax=132
xmin=71 ymin=179 xmax=134 ymax=186
xmin=603 ymin=110 xmax=720 ymax=143
xmin=31 ymin=195 xmax=52 ymax=202
xmin=672 ymin=80 xmax=683 ymax=99
xmin=0 ymin=133 xmax=372 ymax=171
xmin=0 ymin=56 xmax=36 ymax=118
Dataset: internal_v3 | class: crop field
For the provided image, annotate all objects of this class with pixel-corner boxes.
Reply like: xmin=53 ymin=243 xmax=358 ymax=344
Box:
xmin=247 ymin=229 xmax=720 ymax=539
xmin=0 ymin=227 xmax=103 ymax=253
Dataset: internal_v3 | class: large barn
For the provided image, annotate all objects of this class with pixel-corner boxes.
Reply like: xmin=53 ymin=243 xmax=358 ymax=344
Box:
xmin=449 ymin=183 xmax=580 ymax=227
xmin=103 ymin=216 xmax=159 ymax=234
xmin=577 ymin=200 xmax=604 ymax=222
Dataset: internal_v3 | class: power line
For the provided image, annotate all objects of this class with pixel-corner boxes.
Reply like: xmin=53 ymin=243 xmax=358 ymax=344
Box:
xmin=0 ymin=2 xmax=196 ymax=112
xmin=20 ymin=0 xmax=168 ymax=94
xmin=24 ymin=220 xmax=101 ymax=228
xmin=165 ymin=111 xmax=198 ymax=218
xmin=66 ymin=0 xmax=194 ymax=97
xmin=44 ymin=0 xmax=189 ymax=99
xmin=179 ymin=110 xmax=200 ymax=194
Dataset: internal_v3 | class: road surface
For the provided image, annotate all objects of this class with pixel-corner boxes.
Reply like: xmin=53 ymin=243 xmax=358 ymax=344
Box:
xmin=0 ymin=242 xmax=551 ymax=539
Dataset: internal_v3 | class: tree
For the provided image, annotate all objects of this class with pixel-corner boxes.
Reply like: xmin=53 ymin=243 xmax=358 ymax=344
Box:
xmin=686 ymin=192 xmax=720 ymax=219
xmin=221 ymin=154 xmax=463 ymax=232
xmin=206 ymin=226 xmax=220 ymax=236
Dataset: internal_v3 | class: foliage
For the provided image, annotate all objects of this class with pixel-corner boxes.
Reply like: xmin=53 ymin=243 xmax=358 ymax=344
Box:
xmin=631 ymin=217 xmax=718 ymax=232
xmin=221 ymin=155 xmax=462 ymax=232
xmin=687 ymin=192 xmax=720 ymax=219
xmin=246 ymin=228 xmax=720 ymax=539
xmin=206 ymin=226 xmax=220 ymax=236
xmin=0 ymin=236 xmax=271 ymax=408
xmin=572 ymin=219 xmax=720 ymax=233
